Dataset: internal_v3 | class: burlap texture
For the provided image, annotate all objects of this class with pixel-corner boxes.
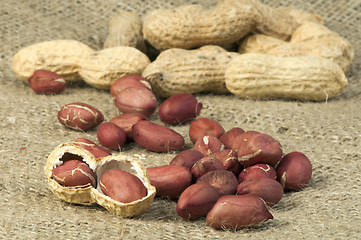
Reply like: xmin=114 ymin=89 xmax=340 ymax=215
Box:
xmin=0 ymin=0 xmax=360 ymax=239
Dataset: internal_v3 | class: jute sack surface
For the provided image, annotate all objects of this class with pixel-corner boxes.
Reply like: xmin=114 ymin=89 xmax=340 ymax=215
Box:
xmin=0 ymin=0 xmax=360 ymax=239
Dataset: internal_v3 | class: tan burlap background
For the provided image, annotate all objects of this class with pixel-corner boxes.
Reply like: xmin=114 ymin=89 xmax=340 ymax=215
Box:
xmin=0 ymin=0 xmax=360 ymax=239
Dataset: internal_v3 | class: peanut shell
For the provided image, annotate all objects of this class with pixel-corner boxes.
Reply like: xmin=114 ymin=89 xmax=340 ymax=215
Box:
xmin=79 ymin=46 xmax=150 ymax=90
xmin=225 ymin=53 xmax=348 ymax=101
xmin=12 ymin=39 xmax=94 ymax=82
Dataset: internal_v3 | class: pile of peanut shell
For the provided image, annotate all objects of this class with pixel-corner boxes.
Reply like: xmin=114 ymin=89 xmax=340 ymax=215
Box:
xmin=11 ymin=0 xmax=349 ymax=231
xmin=12 ymin=0 xmax=353 ymax=101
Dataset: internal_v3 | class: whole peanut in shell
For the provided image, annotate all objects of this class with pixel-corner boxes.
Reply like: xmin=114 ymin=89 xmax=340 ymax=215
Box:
xmin=189 ymin=118 xmax=225 ymax=144
xmin=206 ymin=194 xmax=273 ymax=230
xmin=73 ymin=138 xmax=111 ymax=158
xmin=276 ymin=151 xmax=312 ymax=190
xmin=142 ymin=46 xmax=239 ymax=98
xmin=193 ymin=135 xmax=225 ymax=156
xmin=109 ymin=113 xmax=148 ymax=141
xmin=79 ymin=46 xmax=150 ymax=90
xmin=104 ymin=11 xmax=147 ymax=53
xmin=191 ymin=156 xmax=226 ymax=180
xmin=52 ymin=160 xmax=97 ymax=187
xmin=212 ymin=149 xmax=242 ymax=176
xmin=147 ymin=165 xmax=192 ymax=199
xmin=158 ymin=93 xmax=202 ymax=125
xmin=96 ymin=122 xmax=126 ymax=150
xmin=28 ymin=70 xmax=66 ymax=94
xmin=237 ymin=132 xmax=283 ymax=167
xmin=169 ymin=149 xmax=204 ymax=170
xmin=176 ymin=183 xmax=221 ymax=220
xmin=197 ymin=170 xmax=239 ymax=195
xmin=133 ymin=120 xmax=184 ymax=152
xmin=114 ymin=86 xmax=158 ymax=117
xmin=238 ymin=163 xmax=277 ymax=183
xmin=100 ymin=169 xmax=147 ymax=203
xmin=225 ymin=53 xmax=348 ymax=101
xmin=236 ymin=178 xmax=283 ymax=206
xmin=11 ymin=39 xmax=94 ymax=82
xmin=219 ymin=127 xmax=245 ymax=150
xmin=110 ymin=75 xmax=151 ymax=97
xmin=57 ymin=102 xmax=104 ymax=131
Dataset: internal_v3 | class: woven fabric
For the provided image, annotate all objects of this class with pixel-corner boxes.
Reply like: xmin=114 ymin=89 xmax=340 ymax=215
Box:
xmin=0 ymin=0 xmax=360 ymax=239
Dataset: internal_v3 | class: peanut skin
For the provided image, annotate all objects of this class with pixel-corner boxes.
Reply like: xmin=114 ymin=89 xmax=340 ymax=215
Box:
xmin=276 ymin=151 xmax=312 ymax=190
xmin=176 ymin=183 xmax=221 ymax=220
xmin=133 ymin=120 xmax=184 ymax=152
xmin=52 ymin=160 xmax=96 ymax=187
xmin=147 ymin=165 xmax=192 ymax=199
xmin=100 ymin=169 xmax=147 ymax=203
xmin=189 ymin=117 xmax=225 ymax=144
xmin=73 ymin=138 xmax=111 ymax=158
xmin=206 ymin=194 xmax=273 ymax=230
xmin=236 ymin=178 xmax=283 ymax=206
xmin=57 ymin=102 xmax=104 ymax=131
xmin=28 ymin=70 xmax=66 ymax=94
xmin=225 ymin=53 xmax=348 ymax=101
xmin=197 ymin=170 xmax=239 ymax=195
xmin=158 ymin=93 xmax=202 ymax=125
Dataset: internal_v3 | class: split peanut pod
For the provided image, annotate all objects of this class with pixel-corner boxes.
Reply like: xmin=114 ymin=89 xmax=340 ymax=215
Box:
xmin=45 ymin=143 xmax=156 ymax=217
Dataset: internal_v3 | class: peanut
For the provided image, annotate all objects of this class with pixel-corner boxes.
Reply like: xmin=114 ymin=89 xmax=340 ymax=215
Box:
xmin=206 ymin=194 xmax=273 ymax=229
xmin=225 ymin=53 xmax=348 ymax=101
xmin=176 ymin=183 xmax=221 ymax=220
xmin=219 ymin=127 xmax=245 ymax=150
xmin=73 ymin=138 xmax=111 ymax=158
xmin=239 ymin=23 xmax=354 ymax=72
xmin=113 ymin=86 xmax=158 ymax=117
xmin=104 ymin=11 xmax=147 ymax=53
xmin=147 ymin=165 xmax=192 ymax=199
xmin=57 ymin=102 xmax=104 ymax=131
xmin=276 ymin=7 xmax=324 ymax=25
xmin=169 ymin=149 xmax=204 ymax=170
xmin=189 ymin=117 xmax=225 ymax=144
xmin=52 ymin=160 xmax=97 ymax=187
xmin=96 ymin=122 xmax=126 ymax=150
xmin=110 ymin=75 xmax=151 ymax=97
xmin=197 ymin=170 xmax=239 ymax=195
xmin=276 ymin=151 xmax=312 ymax=190
xmin=236 ymin=132 xmax=283 ymax=167
xmin=142 ymin=0 xmax=298 ymax=51
xmin=158 ymin=93 xmax=202 ymax=125
xmin=142 ymin=45 xmax=239 ymax=98
xmin=238 ymin=163 xmax=277 ymax=183
xmin=193 ymin=135 xmax=225 ymax=156
xmin=79 ymin=46 xmax=150 ymax=90
xmin=100 ymin=169 xmax=147 ymax=203
xmin=11 ymin=39 xmax=94 ymax=82
xmin=191 ymin=156 xmax=226 ymax=180
xmin=236 ymin=178 xmax=283 ymax=206
xmin=28 ymin=70 xmax=66 ymax=94
xmin=132 ymin=120 xmax=184 ymax=152
xmin=109 ymin=113 xmax=148 ymax=141
xmin=212 ymin=149 xmax=242 ymax=176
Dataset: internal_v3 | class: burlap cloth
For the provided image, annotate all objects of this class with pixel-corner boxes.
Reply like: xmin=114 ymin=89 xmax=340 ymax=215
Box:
xmin=0 ymin=0 xmax=360 ymax=239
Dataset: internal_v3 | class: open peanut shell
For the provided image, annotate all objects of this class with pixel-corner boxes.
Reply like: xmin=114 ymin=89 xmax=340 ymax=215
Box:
xmin=45 ymin=142 xmax=156 ymax=217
